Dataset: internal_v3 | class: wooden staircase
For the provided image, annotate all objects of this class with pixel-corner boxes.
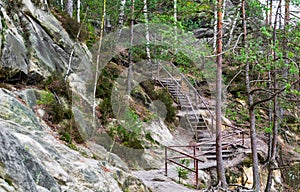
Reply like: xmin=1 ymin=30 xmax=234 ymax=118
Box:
xmin=153 ymin=62 xmax=247 ymax=162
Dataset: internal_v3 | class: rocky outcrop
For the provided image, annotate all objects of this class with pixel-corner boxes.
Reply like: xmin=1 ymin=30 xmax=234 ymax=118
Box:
xmin=0 ymin=0 xmax=91 ymax=83
xmin=0 ymin=88 xmax=151 ymax=192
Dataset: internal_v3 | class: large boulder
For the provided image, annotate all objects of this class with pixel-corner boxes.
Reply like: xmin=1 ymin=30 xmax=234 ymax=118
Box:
xmin=0 ymin=88 xmax=150 ymax=192
xmin=0 ymin=0 xmax=91 ymax=82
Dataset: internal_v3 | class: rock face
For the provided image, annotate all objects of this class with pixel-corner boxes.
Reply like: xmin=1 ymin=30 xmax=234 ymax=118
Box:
xmin=0 ymin=88 xmax=150 ymax=192
xmin=0 ymin=0 xmax=90 ymax=82
xmin=0 ymin=0 xmax=151 ymax=191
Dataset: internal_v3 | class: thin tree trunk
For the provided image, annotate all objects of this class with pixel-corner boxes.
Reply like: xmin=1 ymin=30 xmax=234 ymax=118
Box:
xmin=269 ymin=0 xmax=273 ymax=26
xmin=216 ymin=0 xmax=227 ymax=188
xmin=222 ymin=0 xmax=226 ymax=22
xmin=127 ymin=0 xmax=134 ymax=95
xmin=283 ymin=0 xmax=290 ymax=80
xmin=61 ymin=0 xmax=64 ymax=10
xmin=174 ymin=0 xmax=177 ymax=53
xmin=213 ymin=1 xmax=218 ymax=52
xmin=242 ymin=0 xmax=260 ymax=190
xmin=267 ymin=71 xmax=272 ymax=162
xmin=77 ymin=0 xmax=80 ymax=23
xmin=143 ymin=0 xmax=151 ymax=64
xmin=93 ymin=0 xmax=106 ymax=126
xmin=65 ymin=10 xmax=88 ymax=81
xmin=265 ymin=1 xmax=281 ymax=191
xmin=265 ymin=0 xmax=269 ymax=25
xmin=118 ymin=0 xmax=126 ymax=38
xmin=226 ymin=0 xmax=241 ymax=49
xmin=67 ymin=0 xmax=73 ymax=17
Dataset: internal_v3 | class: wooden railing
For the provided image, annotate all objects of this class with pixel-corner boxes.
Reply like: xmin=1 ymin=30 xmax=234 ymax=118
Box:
xmin=152 ymin=61 xmax=214 ymax=139
xmin=165 ymin=145 xmax=204 ymax=187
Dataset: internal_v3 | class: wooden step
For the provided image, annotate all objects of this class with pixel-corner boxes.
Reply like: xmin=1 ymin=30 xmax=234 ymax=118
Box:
xmin=195 ymin=126 xmax=207 ymax=130
xmin=197 ymin=141 xmax=230 ymax=146
xmin=205 ymin=154 xmax=233 ymax=159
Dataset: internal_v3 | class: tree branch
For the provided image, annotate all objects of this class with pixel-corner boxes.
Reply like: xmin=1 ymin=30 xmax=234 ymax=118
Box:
xmin=250 ymin=78 xmax=300 ymax=109
xmin=250 ymin=88 xmax=274 ymax=95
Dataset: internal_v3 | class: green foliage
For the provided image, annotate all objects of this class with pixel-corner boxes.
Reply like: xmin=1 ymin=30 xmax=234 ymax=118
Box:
xmin=176 ymin=158 xmax=190 ymax=183
xmin=37 ymin=91 xmax=66 ymax=124
xmin=264 ymin=126 xmax=272 ymax=134
xmin=59 ymin=132 xmax=72 ymax=143
xmin=145 ymin=131 xmax=158 ymax=144
xmin=4 ymin=178 xmax=13 ymax=186
xmin=156 ymin=89 xmax=177 ymax=123
xmin=41 ymin=73 xmax=72 ymax=102
xmin=109 ymin=109 xmax=144 ymax=149
xmin=141 ymin=80 xmax=177 ymax=124
xmin=37 ymin=91 xmax=55 ymax=105
xmin=283 ymin=163 xmax=300 ymax=191
xmin=97 ymin=63 xmax=123 ymax=124
xmin=51 ymin=8 xmax=89 ymax=42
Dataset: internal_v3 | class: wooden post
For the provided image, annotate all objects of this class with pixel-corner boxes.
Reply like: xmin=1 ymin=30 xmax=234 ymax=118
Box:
xmin=165 ymin=147 xmax=168 ymax=176
xmin=195 ymin=158 xmax=198 ymax=187
xmin=193 ymin=146 xmax=196 ymax=171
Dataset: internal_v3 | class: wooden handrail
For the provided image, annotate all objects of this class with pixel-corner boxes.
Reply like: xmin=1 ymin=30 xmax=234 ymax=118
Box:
xmin=165 ymin=145 xmax=204 ymax=187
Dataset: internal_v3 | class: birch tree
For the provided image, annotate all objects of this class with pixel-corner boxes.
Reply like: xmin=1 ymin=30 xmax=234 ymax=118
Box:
xmin=144 ymin=0 xmax=151 ymax=64
xmin=226 ymin=0 xmax=241 ymax=49
xmin=60 ymin=0 xmax=64 ymax=10
xmin=118 ymin=0 xmax=126 ymax=38
xmin=213 ymin=1 xmax=217 ymax=52
xmin=77 ymin=0 xmax=80 ymax=23
xmin=67 ymin=0 xmax=73 ymax=17
xmin=93 ymin=0 xmax=106 ymax=125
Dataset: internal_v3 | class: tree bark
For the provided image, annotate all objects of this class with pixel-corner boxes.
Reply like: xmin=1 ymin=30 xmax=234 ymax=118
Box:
xmin=213 ymin=1 xmax=218 ymax=52
xmin=226 ymin=0 xmax=241 ymax=49
xmin=118 ymin=0 xmax=126 ymax=38
xmin=242 ymin=0 xmax=260 ymax=191
xmin=174 ymin=0 xmax=177 ymax=53
xmin=269 ymin=0 xmax=273 ymax=26
xmin=143 ymin=0 xmax=151 ymax=64
xmin=283 ymin=0 xmax=290 ymax=79
xmin=60 ymin=0 xmax=64 ymax=10
xmin=77 ymin=0 xmax=80 ymax=23
xmin=67 ymin=0 xmax=73 ymax=17
xmin=265 ymin=1 xmax=281 ymax=191
xmin=216 ymin=0 xmax=227 ymax=188
xmin=93 ymin=0 xmax=106 ymax=126
xmin=127 ymin=0 xmax=134 ymax=95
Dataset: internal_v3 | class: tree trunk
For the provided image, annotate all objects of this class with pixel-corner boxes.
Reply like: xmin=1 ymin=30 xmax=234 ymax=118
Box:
xmin=93 ymin=0 xmax=106 ymax=126
xmin=174 ymin=0 xmax=177 ymax=53
xmin=60 ymin=0 xmax=64 ymax=10
xmin=213 ymin=1 xmax=217 ymax=52
xmin=265 ymin=1 xmax=281 ymax=191
xmin=67 ymin=0 xmax=73 ymax=17
xmin=215 ymin=0 xmax=227 ymax=188
xmin=265 ymin=0 xmax=269 ymax=25
xmin=283 ymin=0 xmax=290 ymax=80
xmin=118 ymin=0 xmax=126 ymax=38
xmin=269 ymin=0 xmax=273 ymax=26
xmin=127 ymin=0 xmax=134 ymax=95
xmin=143 ymin=0 xmax=151 ymax=64
xmin=77 ymin=0 xmax=80 ymax=23
xmin=226 ymin=0 xmax=241 ymax=49
xmin=242 ymin=0 xmax=260 ymax=191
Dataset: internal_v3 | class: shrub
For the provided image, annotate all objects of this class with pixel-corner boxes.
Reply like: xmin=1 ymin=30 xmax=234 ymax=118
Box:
xmin=108 ymin=109 xmax=144 ymax=149
xmin=156 ymin=89 xmax=176 ymax=123
xmin=51 ymin=8 xmax=89 ymax=42
xmin=141 ymin=80 xmax=177 ymax=124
